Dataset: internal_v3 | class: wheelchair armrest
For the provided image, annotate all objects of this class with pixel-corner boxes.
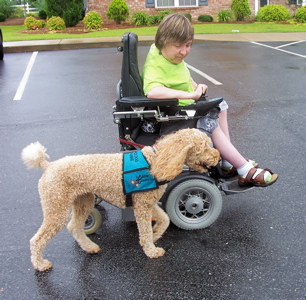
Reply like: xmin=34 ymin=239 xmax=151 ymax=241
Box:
xmin=117 ymin=96 xmax=178 ymax=108
xmin=183 ymin=97 xmax=223 ymax=117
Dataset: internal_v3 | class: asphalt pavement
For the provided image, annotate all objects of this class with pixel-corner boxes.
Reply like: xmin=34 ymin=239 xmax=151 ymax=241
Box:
xmin=3 ymin=31 xmax=306 ymax=53
xmin=1 ymin=35 xmax=305 ymax=299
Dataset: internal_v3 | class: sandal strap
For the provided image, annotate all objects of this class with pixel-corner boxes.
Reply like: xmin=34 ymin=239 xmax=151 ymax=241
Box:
xmin=246 ymin=168 xmax=272 ymax=184
xmin=244 ymin=168 xmax=258 ymax=182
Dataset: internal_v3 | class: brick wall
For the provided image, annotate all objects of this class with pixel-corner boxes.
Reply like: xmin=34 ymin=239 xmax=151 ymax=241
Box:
xmin=87 ymin=0 xmax=290 ymax=24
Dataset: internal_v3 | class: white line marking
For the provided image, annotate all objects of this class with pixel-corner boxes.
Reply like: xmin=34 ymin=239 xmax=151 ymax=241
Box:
xmin=276 ymin=40 xmax=306 ymax=49
xmin=13 ymin=51 xmax=38 ymax=101
xmin=251 ymin=41 xmax=306 ymax=58
xmin=185 ymin=62 xmax=223 ymax=85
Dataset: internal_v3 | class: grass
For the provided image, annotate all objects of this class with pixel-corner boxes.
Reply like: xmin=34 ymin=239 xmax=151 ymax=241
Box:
xmin=1 ymin=22 xmax=306 ymax=42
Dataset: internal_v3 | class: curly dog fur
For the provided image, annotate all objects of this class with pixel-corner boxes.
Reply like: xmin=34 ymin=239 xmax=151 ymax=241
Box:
xmin=21 ymin=128 xmax=220 ymax=271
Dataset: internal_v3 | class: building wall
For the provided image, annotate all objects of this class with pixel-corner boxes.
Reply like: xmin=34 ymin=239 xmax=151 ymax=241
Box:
xmin=87 ymin=0 xmax=292 ymax=24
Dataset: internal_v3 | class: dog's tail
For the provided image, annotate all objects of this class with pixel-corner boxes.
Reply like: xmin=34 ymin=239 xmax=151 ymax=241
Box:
xmin=21 ymin=142 xmax=50 ymax=170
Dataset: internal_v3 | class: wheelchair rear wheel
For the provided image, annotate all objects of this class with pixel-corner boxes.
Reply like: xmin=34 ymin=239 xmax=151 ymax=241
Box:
xmin=84 ymin=207 xmax=102 ymax=235
xmin=165 ymin=179 xmax=222 ymax=230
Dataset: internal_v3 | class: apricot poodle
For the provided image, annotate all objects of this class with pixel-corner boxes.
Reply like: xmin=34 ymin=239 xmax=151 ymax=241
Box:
xmin=21 ymin=128 xmax=220 ymax=271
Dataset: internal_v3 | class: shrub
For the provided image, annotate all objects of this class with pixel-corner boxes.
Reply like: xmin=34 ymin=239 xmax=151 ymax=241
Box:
xmin=45 ymin=0 xmax=83 ymax=26
xmin=39 ymin=10 xmax=47 ymax=19
xmin=46 ymin=16 xmax=65 ymax=30
xmin=198 ymin=14 xmax=213 ymax=22
xmin=184 ymin=13 xmax=192 ymax=21
xmin=230 ymin=0 xmax=251 ymax=21
xmin=107 ymin=0 xmax=129 ymax=24
xmin=132 ymin=11 xmax=149 ymax=26
xmin=0 ymin=0 xmax=14 ymax=18
xmin=256 ymin=4 xmax=290 ymax=22
xmin=295 ymin=5 xmax=306 ymax=23
xmin=148 ymin=14 xmax=160 ymax=25
xmin=83 ymin=11 xmax=102 ymax=30
xmin=24 ymin=16 xmax=45 ymax=30
xmin=218 ymin=9 xmax=232 ymax=22
xmin=26 ymin=12 xmax=38 ymax=17
xmin=0 ymin=12 xmax=5 ymax=22
xmin=11 ymin=6 xmax=25 ymax=18
xmin=62 ymin=2 xmax=82 ymax=27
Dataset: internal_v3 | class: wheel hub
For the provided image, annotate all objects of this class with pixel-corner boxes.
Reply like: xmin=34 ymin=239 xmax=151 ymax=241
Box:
xmin=185 ymin=196 xmax=204 ymax=214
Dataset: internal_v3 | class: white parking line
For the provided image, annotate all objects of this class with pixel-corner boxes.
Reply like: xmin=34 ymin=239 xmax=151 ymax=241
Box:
xmin=276 ymin=40 xmax=306 ymax=49
xmin=13 ymin=51 xmax=38 ymax=101
xmin=185 ymin=62 xmax=223 ymax=85
xmin=251 ymin=41 xmax=306 ymax=58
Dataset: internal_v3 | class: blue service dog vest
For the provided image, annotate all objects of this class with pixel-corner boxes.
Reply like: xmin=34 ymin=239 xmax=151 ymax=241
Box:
xmin=122 ymin=150 xmax=158 ymax=195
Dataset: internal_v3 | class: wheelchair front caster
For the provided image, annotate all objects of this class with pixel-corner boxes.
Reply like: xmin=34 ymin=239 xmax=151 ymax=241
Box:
xmin=84 ymin=207 xmax=102 ymax=235
xmin=165 ymin=179 xmax=222 ymax=230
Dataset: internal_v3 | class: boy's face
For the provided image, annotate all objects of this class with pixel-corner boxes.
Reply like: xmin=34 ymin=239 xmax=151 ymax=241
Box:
xmin=161 ymin=40 xmax=193 ymax=64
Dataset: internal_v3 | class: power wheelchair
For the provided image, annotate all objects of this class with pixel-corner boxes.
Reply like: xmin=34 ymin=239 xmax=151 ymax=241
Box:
xmin=84 ymin=32 xmax=253 ymax=234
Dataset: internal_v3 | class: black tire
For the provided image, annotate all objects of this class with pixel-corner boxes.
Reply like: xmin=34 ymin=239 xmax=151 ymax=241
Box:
xmin=165 ymin=179 xmax=222 ymax=230
xmin=0 ymin=29 xmax=3 ymax=60
xmin=84 ymin=207 xmax=102 ymax=235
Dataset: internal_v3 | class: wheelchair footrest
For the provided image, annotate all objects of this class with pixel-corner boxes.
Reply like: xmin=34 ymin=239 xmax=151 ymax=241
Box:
xmin=218 ymin=178 xmax=255 ymax=195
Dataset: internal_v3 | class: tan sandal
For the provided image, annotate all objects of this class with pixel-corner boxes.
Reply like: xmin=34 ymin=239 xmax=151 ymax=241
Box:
xmin=238 ymin=167 xmax=278 ymax=187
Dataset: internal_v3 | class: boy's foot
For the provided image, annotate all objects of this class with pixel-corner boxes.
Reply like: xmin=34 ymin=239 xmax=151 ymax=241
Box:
xmin=238 ymin=167 xmax=278 ymax=187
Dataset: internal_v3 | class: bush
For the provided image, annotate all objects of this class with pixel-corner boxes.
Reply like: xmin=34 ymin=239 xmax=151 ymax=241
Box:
xmin=295 ymin=5 xmax=306 ymax=23
xmin=230 ymin=0 xmax=251 ymax=21
xmin=11 ymin=6 xmax=24 ymax=18
xmin=83 ymin=11 xmax=102 ymax=30
xmin=45 ymin=0 xmax=83 ymax=26
xmin=107 ymin=0 xmax=129 ymax=24
xmin=0 ymin=12 xmax=5 ymax=22
xmin=198 ymin=14 xmax=213 ymax=22
xmin=132 ymin=11 xmax=149 ymax=26
xmin=26 ymin=13 xmax=38 ymax=17
xmin=218 ymin=9 xmax=232 ymax=22
xmin=147 ymin=11 xmax=171 ymax=25
xmin=62 ymin=2 xmax=82 ymax=27
xmin=184 ymin=13 xmax=192 ymax=21
xmin=0 ymin=0 xmax=14 ymax=18
xmin=256 ymin=4 xmax=290 ymax=22
xmin=46 ymin=16 xmax=65 ymax=30
xmin=24 ymin=16 xmax=45 ymax=30
xmin=148 ymin=14 xmax=160 ymax=25
xmin=39 ymin=10 xmax=47 ymax=19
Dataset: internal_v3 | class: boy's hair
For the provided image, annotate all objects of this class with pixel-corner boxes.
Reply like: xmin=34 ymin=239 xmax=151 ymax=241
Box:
xmin=155 ymin=14 xmax=194 ymax=50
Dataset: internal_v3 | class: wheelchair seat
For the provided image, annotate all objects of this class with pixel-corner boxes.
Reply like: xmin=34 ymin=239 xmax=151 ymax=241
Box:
xmin=114 ymin=32 xmax=223 ymax=150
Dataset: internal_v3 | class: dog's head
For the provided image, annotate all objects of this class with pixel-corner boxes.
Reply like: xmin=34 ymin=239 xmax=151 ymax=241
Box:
xmin=183 ymin=129 xmax=220 ymax=173
xmin=148 ymin=128 xmax=220 ymax=182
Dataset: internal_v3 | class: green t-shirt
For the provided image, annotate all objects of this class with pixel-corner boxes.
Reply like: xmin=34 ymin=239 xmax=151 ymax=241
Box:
xmin=141 ymin=44 xmax=195 ymax=107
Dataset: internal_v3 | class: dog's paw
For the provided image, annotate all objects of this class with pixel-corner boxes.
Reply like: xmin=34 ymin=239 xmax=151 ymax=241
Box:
xmin=34 ymin=259 xmax=52 ymax=272
xmin=146 ymin=247 xmax=165 ymax=258
xmin=82 ymin=243 xmax=101 ymax=254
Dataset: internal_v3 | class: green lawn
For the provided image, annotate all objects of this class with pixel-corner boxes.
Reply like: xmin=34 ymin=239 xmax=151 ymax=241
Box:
xmin=1 ymin=22 xmax=306 ymax=42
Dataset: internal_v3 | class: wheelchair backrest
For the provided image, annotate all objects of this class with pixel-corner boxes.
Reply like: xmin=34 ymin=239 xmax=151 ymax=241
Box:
xmin=120 ymin=32 xmax=144 ymax=97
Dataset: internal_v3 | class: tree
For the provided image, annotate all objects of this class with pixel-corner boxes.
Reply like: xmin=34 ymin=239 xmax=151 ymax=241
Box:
xmin=230 ymin=0 xmax=251 ymax=21
xmin=107 ymin=0 xmax=129 ymax=24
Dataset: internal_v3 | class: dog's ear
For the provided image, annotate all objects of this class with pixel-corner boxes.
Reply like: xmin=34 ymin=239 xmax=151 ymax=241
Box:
xmin=151 ymin=143 xmax=192 ymax=182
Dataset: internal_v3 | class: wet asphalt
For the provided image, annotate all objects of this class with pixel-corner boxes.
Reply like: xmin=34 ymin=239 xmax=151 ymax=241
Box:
xmin=0 ymin=40 xmax=305 ymax=299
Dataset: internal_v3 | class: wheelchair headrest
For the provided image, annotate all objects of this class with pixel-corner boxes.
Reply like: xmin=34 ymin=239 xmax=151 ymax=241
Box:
xmin=120 ymin=32 xmax=144 ymax=97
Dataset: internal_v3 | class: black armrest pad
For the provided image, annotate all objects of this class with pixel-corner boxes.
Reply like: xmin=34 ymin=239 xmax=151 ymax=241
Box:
xmin=118 ymin=96 xmax=178 ymax=107
xmin=184 ymin=97 xmax=223 ymax=116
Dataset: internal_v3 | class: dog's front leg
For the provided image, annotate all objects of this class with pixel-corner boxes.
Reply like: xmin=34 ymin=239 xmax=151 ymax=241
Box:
xmin=133 ymin=201 xmax=165 ymax=258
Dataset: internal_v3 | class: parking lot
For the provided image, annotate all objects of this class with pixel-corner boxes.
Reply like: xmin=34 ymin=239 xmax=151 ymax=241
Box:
xmin=0 ymin=39 xmax=305 ymax=299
